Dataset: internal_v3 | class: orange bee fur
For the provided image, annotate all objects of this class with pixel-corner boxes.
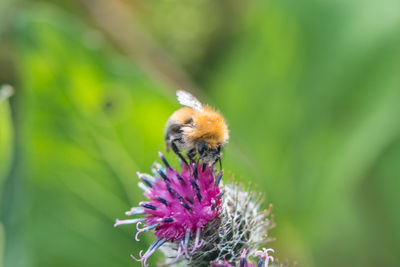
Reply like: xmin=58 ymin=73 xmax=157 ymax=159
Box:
xmin=183 ymin=106 xmax=229 ymax=148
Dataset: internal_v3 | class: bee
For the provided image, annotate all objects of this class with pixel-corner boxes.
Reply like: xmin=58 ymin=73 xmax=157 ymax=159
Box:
xmin=165 ymin=90 xmax=229 ymax=168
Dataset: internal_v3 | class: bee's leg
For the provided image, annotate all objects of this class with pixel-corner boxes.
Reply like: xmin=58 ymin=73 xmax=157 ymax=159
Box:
xmin=210 ymin=157 xmax=222 ymax=171
xmin=202 ymin=163 xmax=207 ymax=172
xmin=171 ymin=141 xmax=188 ymax=166
xmin=187 ymin=148 xmax=197 ymax=163
xmin=186 ymin=148 xmax=198 ymax=177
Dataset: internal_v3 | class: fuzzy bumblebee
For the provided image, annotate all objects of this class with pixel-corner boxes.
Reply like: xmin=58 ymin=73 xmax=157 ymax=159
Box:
xmin=165 ymin=90 xmax=229 ymax=167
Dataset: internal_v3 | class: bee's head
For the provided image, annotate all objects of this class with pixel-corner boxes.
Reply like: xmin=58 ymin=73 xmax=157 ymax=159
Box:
xmin=197 ymin=141 xmax=222 ymax=167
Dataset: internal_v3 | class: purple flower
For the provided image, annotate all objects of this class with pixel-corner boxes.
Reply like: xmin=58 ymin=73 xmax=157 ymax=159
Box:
xmin=114 ymin=152 xmax=223 ymax=266
xmin=115 ymin=152 xmax=276 ymax=267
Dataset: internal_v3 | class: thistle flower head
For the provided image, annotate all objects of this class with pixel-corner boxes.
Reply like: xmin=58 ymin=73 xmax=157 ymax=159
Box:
xmin=115 ymin=152 xmax=275 ymax=267
xmin=114 ymin=152 xmax=223 ymax=266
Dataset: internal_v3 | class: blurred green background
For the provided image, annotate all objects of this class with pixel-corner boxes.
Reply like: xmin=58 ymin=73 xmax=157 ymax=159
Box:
xmin=1 ymin=0 xmax=400 ymax=266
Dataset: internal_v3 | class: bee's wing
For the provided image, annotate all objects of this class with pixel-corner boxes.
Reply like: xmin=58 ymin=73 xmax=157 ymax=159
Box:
xmin=176 ymin=90 xmax=203 ymax=112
